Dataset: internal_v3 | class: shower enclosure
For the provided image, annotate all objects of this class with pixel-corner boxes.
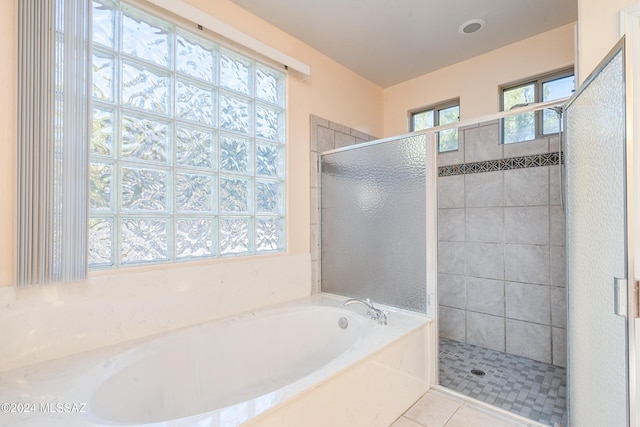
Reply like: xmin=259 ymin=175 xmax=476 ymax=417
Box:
xmin=320 ymin=108 xmax=569 ymax=426
xmin=436 ymin=109 xmax=568 ymax=426
xmin=318 ymin=37 xmax=636 ymax=427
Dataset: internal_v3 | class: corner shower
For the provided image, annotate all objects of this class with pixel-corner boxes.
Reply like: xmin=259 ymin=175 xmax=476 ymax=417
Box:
xmin=316 ymin=38 xmax=633 ymax=427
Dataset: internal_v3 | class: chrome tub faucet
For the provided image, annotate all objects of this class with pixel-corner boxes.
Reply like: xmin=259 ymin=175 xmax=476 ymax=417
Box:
xmin=343 ymin=298 xmax=387 ymax=325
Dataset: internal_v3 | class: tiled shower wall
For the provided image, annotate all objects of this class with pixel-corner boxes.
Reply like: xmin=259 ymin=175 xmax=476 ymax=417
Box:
xmin=437 ymin=119 xmax=566 ymax=367
xmin=309 ymin=115 xmax=377 ymax=293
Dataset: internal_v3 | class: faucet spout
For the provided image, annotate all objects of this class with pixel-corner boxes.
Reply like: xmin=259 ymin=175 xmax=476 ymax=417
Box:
xmin=343 ymin=298 xmax=387 ymax=325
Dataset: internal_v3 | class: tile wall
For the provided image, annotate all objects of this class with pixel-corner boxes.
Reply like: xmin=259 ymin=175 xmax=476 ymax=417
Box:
xmin=437 ymin=119 xmax=566 ymax=367
xmin=309 ymin=115 xmax=377 ymax=293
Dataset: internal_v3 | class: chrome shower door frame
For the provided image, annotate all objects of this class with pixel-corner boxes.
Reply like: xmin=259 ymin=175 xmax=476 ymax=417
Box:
xmin=621 ymin=7 xmax=640 ymax=427
xmin=564 ymin=37 xmax=636 ymax=427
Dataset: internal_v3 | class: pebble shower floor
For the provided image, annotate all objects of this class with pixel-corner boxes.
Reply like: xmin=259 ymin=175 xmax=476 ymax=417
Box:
xmin=439 ymin=337 xmax=567 ymax=426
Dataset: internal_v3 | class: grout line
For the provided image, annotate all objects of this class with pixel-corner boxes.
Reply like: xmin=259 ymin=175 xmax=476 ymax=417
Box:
xmin=442 ymin=402 xmax=465 ymax=427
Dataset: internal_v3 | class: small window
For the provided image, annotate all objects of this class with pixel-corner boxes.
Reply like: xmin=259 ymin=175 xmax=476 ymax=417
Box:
xmin=410 ymin=99 xmax=460 ymax=152
xmin=412 ymin=110 xmax=434 ymax=131
xmin=542 ymin=74 xmax=575 ymax=134
xmin=501 ymin=70 xmax=574 ymax=144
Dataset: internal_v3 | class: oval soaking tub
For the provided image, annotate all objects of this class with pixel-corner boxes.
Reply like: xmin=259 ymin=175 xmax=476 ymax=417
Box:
xmin=85 ymin=305 xmax=366 ymax=424
xmin=0 ymin=294 xmax=431 ymax=427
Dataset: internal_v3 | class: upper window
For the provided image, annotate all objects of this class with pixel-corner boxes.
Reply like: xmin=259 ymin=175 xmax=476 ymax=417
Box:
xmin=411 ymin=99 xmax=460 ymax=152
xmin=501 ymin=70 xmax=575 ymax=144
xmin=89 ymin=1 xmax=287 ymax=268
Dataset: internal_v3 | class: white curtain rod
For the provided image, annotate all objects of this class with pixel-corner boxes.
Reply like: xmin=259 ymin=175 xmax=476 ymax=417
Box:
xmin=147 ymin=0 xmax=311 ymax=80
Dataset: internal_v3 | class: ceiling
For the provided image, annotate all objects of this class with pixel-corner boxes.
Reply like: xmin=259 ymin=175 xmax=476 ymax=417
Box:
xmin=230 ymin=0 xmax=578 ymax=88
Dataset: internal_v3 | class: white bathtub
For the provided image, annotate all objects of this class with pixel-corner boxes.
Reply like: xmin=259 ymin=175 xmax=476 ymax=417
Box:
xmin=0 ymin=293 xmax=431 ymax=427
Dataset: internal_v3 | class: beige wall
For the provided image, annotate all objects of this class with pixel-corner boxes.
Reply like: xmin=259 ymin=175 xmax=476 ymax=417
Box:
xmin=189 ymin=0 xmax=385 ymax=135
xmin=0 ymin=0 xmax=384 ymax=287
xmin=382 ymin=23 xmax=575 ymax=137
xmin=0 ymin=1 xmax=16 ymax=287
xmin=577 ymin=0 xmax=637 ymax=83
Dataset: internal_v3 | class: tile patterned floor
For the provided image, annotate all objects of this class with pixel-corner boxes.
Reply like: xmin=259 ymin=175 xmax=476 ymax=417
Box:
xmin=391 ymin=388 xmax=533 ymax=427
xmin=438 ymin=338 xmax=566 ymax=427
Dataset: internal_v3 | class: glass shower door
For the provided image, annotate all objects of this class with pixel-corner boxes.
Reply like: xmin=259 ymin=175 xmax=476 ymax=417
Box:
xmin=564 ymin=41 xmax=629 ymax=427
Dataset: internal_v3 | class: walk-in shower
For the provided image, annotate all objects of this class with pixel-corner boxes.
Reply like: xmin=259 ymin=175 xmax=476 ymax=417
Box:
xmin=317 ymin=39 xmax=634 ymax=426
xmin=318 ymin=99 xmax=568 ymax=426
xmin=436 ymin=107 xmax=568 ymax=426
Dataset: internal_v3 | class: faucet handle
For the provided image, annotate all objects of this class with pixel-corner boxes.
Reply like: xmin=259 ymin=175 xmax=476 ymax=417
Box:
xmin=365 ymin=299 xmax=387 ymax=325
xmin=375 ymin=310 xmax=388 ymax=325
xmin=366 ymin=300 xmax=380 ymax=318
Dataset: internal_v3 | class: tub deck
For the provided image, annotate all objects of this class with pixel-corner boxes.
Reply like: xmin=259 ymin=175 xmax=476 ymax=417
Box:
xmin=0 ymin=293 xmax=431 ymax=427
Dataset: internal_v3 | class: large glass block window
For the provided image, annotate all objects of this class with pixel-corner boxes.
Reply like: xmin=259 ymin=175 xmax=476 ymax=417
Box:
xmin=410 ymin=99 xmax=460 ymax=152
xmin=501 ymin=69 xmax=574 ymax=144
xmin=90 ymin=1 xmax=286 ymax=268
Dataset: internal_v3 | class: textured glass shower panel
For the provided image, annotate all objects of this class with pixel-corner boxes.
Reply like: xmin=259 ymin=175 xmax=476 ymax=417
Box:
xmin=565 ymin=49 xmax=628 ymax=427
xmin=321 ymin=135 xmax=427 ymax=312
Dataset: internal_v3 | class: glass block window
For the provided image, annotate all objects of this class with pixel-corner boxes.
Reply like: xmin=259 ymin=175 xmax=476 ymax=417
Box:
xmin=90 ymin=1 xmax=286 ymax=268
xmin=410 ymin=99 xmax=460 ymax=152
xmin=501 ymin=69 xmax=574 ymax=144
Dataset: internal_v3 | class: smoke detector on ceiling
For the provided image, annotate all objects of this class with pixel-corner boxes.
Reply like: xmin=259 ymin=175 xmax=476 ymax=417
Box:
xmin=459 ymin=19 xmax=486 ymax=35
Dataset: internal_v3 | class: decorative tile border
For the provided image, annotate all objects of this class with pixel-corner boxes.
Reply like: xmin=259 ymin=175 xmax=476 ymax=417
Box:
xmin=438 ymin=152 xmax=562 ymax=177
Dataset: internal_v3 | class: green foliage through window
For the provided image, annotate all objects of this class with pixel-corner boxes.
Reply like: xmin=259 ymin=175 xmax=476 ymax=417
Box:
xmin=501 ymin=71 xmax=574 ymax=144
xmin=411 ymin=100 xmax=460 ymax=152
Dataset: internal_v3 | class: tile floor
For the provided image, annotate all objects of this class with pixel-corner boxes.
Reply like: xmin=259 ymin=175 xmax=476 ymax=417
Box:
xmin=437 ymin=338 xmax=566 ymax=426
xmin=390 ymin=338 xmax=567 ymax=427
xmin=391 ymin=388 xmax=535 ymax=427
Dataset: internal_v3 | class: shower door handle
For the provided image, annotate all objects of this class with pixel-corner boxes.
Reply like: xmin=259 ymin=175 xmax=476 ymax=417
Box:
xmin=613 ymin=277 xmax=627 ymax=318
xmin=635 ymin=279 xmax=640 ymax=318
